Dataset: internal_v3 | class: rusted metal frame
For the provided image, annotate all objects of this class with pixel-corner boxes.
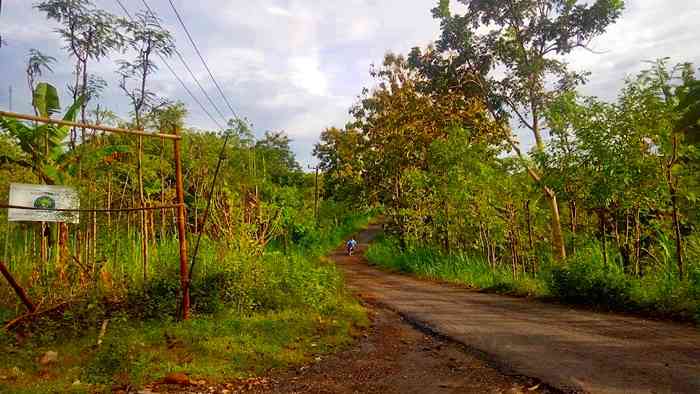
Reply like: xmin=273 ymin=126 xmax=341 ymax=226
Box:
xmin=1 ymin=111 xmax=191 ymax=320
xmin=0 ymin=110 xmax=181 ymax=140
xmin=0 ymin=204 xmax=182 ymax=213
xmin=0 ymin=260 xmax=36 ymax=313
xmin=173 ymin=127 xmax=190 ymax=320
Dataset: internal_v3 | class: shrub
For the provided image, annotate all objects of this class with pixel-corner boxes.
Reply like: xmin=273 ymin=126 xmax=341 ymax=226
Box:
xmin=548 ymin=246 xmax=632 ymax=309
xmin=128 ymin=272 xmax=181 ymax=320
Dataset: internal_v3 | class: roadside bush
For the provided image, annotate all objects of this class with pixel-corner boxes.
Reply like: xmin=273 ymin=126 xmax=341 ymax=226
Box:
xmin=128 ymin=272 xmax=180 ymax=320
xmin=127 ymin=210 xmax=370 ymax=320
xmin=369 ymin=233 xmax=700 ymax=323
xmin=548 ymin=252 xmax=632 ymax=309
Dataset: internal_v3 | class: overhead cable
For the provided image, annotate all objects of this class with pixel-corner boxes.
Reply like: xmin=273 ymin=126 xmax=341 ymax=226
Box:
xmin=139 ymin=0 xmax=229 ymax=126
xmin=166 ymin=0 xmax=241 ymax=121
xmin=113 ymin=0 xmax=224 ymax=130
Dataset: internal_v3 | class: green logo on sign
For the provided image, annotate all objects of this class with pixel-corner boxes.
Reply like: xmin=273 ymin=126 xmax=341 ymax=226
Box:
xmin=34 ymin=195 xmax=56 ymax=210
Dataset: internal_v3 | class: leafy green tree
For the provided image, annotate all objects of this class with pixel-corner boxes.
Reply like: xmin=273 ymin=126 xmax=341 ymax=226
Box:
xmin=342 ymin=54 xmax=496 ymax=241
xmin=546 ymin=60 xmax=698 ymax=277
xmin=116 ymin=8 xmax=175 ymax=278
xmin=313 ymin=126 xmax=366 ymax=205
xmin=118 ymin=10 xmax=175 ymax=129
xmin=412 ymin=0 xmax=625 ymax=260
xmin=255 ymin=131 xmax=303 ymax=187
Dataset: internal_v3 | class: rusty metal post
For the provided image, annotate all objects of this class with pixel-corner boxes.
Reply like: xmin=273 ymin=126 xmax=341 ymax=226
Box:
xmin=314 ymin=166 xmax=319 ymax=227
xmin=0 ymin=261 xmax=36 ymax=313
xmin=173 ymin=127 xmax=190 ymax=320
xmin=308 ymin=165 xmax=320 ymax=227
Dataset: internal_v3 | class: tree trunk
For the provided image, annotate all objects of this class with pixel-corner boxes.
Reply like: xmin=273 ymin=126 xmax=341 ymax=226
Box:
xmin=668 ymin=135 xmax=684 ymax=279
xmin=443 ymin=200 xmax=450 ymax=254
xmin=544 ymin=186 xmax=566 ymax=261
xmin=634 ymin=206 xmax=641 ymax=277
xmin=137 ymin=135 xmax=149 ymax=281
xmin=92 ymin=202 xmax=97 ymax=270
xmin=525 ymin=200 xmax=534 ymax=251
xmin=569 ymin=199 xmax=577 ymax=255
xmin=107 ymin=170 xmax=112 ymax=228
xmin=600 ymin=215 xmax=608 ymax=266
xmin=160 ymin=138 xmax=166 ymax=240
xmin=670 ymin=186 xmax=684 ymax=279
xmin=40 ymin=222 xmax=48 ymax=261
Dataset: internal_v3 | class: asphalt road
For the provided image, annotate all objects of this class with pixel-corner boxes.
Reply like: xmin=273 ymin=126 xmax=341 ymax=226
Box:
xmin=333 ymin=224 xmax=700 ymax=394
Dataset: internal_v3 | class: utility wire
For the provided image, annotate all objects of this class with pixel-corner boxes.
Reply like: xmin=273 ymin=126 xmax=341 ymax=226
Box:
xmin=119 ymin=0 xmax=241 ymax=282
xmin=114 ymin=0 xmax=224 ymax=130
xmin=139 ymin=0 xmax=229 ymax=127
xmin=160 ymin=0 xmax=245 ymax=280
xmin=166 ymin=0 xmax=241 ymax=121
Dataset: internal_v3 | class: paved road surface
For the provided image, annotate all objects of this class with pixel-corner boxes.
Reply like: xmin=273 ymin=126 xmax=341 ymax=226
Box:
xmin=332 ymin=224 xmax=700 ymax=394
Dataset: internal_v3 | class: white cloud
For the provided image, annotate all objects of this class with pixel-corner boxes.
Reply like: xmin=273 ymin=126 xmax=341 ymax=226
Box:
xmin=266 ymin=6 xmax=292 ymax=17
xmin=288 ymin=55 xmax=328 ymax=97
xmin=568 ymin=0 xmax=700 ymax=101
xmin=2 ymin=0 xmax=698 ymax=166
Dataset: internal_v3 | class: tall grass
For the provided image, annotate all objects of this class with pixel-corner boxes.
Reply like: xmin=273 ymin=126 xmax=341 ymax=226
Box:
xmin=367 ymin=235 xmax=700 ymax=323
xmin=365 ymin=235 xmax=546 ymax=295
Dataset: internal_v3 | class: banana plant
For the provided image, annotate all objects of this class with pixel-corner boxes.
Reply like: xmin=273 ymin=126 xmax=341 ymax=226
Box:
xmin=0 ymin=82 xmax=127 ymax=184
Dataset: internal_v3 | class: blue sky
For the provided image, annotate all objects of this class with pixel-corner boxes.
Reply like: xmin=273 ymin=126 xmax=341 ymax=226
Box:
xmin=1 ymin=0 xmax=699 ymax=166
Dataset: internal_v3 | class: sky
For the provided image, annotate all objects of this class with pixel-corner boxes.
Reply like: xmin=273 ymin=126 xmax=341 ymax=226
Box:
xmin=1 ymin=0 xmax=699 ymax=166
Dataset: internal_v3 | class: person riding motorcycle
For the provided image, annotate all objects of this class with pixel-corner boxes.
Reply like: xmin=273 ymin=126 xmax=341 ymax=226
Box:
xmin=346 ymin=237 xmax=358 ymax=256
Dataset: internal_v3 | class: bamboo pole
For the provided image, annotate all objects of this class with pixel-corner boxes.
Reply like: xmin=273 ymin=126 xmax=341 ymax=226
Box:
xmin=0 ymin=110 xmax=180 ymax=140
xmin=173 ymin=127 xmax=190 ymax=320
xmin=0 ymin=204 xmax=181 ymax=212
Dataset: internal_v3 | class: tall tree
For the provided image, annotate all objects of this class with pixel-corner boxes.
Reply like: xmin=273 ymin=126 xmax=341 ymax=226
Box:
xmin=118 ymin=9 xmax=175 ymax=280
xmin=416 ymin=0 xmax=625 ymax=260
xmin=346 ymin=54 xmax=497 ymax=241
xmin=35 ymin=0 xmax=124 ymax=144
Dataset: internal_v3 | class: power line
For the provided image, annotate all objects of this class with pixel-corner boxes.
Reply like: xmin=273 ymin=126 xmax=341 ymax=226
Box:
xmin=141 ymin=0 xmax=240 ymax=281
xmin=113 ymin=0 xmax=223 ymax=130
xmin=139 ymin=0 xmax=228 ymax=126
xmin=166 ymin=0 xmax=241 ymax=122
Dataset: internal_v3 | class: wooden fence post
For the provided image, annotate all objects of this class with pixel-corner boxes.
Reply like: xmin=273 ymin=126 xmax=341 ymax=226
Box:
xmin=173 ymin=127 xmax=190 ymax=320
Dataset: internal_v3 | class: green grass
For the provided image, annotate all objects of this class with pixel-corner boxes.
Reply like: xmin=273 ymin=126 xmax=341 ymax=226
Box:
xmin=0 ymin=212 xmax=375 ymax=392
xmin=0 ymin=304 xmax=368 ymax=393
xmin=366 ymin=235 xmax=700 ymax=323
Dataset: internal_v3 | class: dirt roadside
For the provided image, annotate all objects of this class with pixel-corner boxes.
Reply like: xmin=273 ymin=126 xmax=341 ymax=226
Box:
xmin=151 ymin=302 xmax=555 ymax=394
xmin=332 ymin=224 xmax=700 ymax=394
xmin=239 ymin=304 xmax=555 ymax=394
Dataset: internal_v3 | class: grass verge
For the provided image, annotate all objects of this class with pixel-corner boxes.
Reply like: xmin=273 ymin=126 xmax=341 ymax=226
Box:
xmin=366 ymin=235 xmax=700 ymax=324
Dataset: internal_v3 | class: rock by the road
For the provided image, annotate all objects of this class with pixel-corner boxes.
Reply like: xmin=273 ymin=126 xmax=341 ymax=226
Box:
xmin=38 ymin=351 xmax=58 ymax=365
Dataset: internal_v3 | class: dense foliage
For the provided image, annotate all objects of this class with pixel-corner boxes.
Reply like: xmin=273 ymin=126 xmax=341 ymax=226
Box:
xmin=317 ymin=1 xmax=700 ymax=321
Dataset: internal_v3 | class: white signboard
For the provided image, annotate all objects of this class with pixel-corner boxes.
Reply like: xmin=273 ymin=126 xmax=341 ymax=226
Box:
xmin=8 ymin=183 xmax=80 ymax=223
